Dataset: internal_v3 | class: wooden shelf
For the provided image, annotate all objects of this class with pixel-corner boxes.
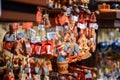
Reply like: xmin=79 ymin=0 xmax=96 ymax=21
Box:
xmin=97 ymin=10 xmax=120 ymax=27
xmin=10 ymin=0 xmax=49 ymax=7
xmin=0 ymin=10 xmax=36 ymax=22
xmin=97 ymin=10 xmax=120 ymax=20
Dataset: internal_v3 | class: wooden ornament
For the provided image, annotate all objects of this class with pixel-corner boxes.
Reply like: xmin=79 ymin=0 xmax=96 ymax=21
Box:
xmin=78 ymin=34 xmax=91 ymax=59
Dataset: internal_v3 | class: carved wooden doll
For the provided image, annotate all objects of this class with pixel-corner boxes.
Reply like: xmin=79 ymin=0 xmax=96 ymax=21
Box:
xmin=77 ymin=12 xmax=87 ymax=36
xmin=36 ymin=8 xmax=43 ymax=24
xmin=55 ymin=6 xmax=69 ymax=26
xmin=56 ymin=43 xmax=68 ymax=74
xmin=63 ymin=33 xmax=80 ymax=63
xmin=43 ymin=14 xmax=51 ymax=28
xmin=68 ymin=7 xmax=80 ymax=37
xmin=36 ymin=8 xmax=46 ymax=40
xmin=77 ymin=34 xmax=91 ymax=59
xmin=55 ymin=5 xmax=69 ymax=37
xmin=87 ymin=12 xmax=98 ymax=52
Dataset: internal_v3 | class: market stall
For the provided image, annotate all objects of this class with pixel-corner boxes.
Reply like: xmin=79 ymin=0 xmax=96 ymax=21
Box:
xmin=0 ymin=0 xmax=100 ymax=80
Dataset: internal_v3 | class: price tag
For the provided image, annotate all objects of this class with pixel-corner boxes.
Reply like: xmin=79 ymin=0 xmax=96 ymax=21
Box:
xmin=38 ymin=24 xmax=44 ymax=31
xmin=56 ymin=26 xmax=63 ymax=31
xmin=47 ymin=32 xmax=56 ymax=40
xmin=29 ymin=29 xmax=36 ymax=35
xmin=16 ymin=32 xmax=26 ymax=39
xmin=77 ymin=23 xmax=87 ymax=29
xmin=30 ymin=37 xmax=41 ymax=43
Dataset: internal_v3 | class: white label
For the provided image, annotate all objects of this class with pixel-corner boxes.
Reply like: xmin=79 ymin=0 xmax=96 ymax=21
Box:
xmin=56 ymin=26 xmax=63 ymax=31
xmin=77 ymin=23 xmax=87 ymax=29
xmin=89 ymin=23 xmax=98 ymax=30
xmin=38 ymin=46 xmax=41 ymax=55
xmin=30 ymin=37 xmax=41 ymax=43
xmin=47 ymin=45 xmax=51 ymax=54
xmin=38 ymin=24 xmax=45 ymax=31
xmin=47 ymin=32 xmax=56 ymax=40
xmin=71 ymin=15 xmax=78 ymax=21
xmin=30 ymin=29 xmax=36 ymax=35
xmin=67 ymin=7 xmax=71 ymax=15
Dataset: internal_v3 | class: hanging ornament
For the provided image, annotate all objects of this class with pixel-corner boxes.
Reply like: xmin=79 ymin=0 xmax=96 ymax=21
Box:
xmin=88 ymin=12 xmax=98 ymax=52
xmin=43 ymin=14 xmax=51 ymax=28
xmin=36 ymin=8 xmax=43 ymax=24
xmin=77 ymin=34 xmax=91 ymax=59
xmin=78 ymin=13 xmax=87 ymax=30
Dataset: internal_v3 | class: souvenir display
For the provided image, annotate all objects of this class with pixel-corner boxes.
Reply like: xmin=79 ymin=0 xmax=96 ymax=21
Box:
xmin=0 ymin=0 xmax=98 ymax=80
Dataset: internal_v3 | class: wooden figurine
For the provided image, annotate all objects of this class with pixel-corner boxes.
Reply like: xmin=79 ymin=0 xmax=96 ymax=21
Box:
xmin=68 ymin=7 xmax=80 ymax=37
xmin=88 ymin=12 xmax=98 ymax=52
xmin=36 ymin=8 xmax=43 ymax=24
xmin=56 ymin=43 xmax=68 ymax=74
xmin=43 ymin=14 xmax=51 ymax=28
xmin=77 ymin=34 xmax=91 ymax=60
xmin=55 ymin=5 xmax=69 ymax=38
xmin=55 ymin=6 xmax=69 ymax=26
xmin=63 ymin=33 xmax=80 ymax=63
